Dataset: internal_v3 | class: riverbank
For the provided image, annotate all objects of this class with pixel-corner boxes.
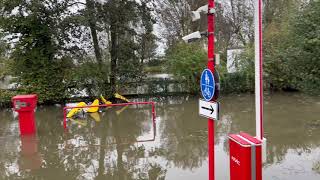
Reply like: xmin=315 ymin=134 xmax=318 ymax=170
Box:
xmin=0 ymin=89 xmax=193 ymax=108
xmin=2 ymin=88 xmax=316 ymax=109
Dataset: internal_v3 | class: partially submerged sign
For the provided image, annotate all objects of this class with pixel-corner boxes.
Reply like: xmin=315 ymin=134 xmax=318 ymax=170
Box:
xmin=199 ymin=99 xmax=219 ymax=120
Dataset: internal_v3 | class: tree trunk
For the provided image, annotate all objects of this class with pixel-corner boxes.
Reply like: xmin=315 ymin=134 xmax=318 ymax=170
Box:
xmin=110 ymin=21 xmax=117 ymax=95
xmin=87 ymin=0 xmax=102 ymax=65
xmin=96 ymin=123 xmax=107 ymax=179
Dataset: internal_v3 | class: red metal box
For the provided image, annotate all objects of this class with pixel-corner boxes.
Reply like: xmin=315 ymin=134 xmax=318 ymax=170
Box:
xmin=12 ymin=94 xmax=38 ymax=112
xmin=229 ymin=132 xmax=262 ymax=180
xmin=12 ymin=94 xmax=38 ymax=135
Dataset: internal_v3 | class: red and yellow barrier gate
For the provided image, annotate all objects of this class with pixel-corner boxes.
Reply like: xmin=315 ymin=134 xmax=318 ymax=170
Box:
xmin=63 ymin=101 xmax=156 ymax=143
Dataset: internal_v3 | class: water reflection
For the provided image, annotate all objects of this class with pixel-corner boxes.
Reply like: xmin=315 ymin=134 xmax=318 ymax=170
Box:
xmin=19 ymin=135 xmax=42 ymax=170
xmin=58 ymin=106 xmax=161 ymax=179
xmin=0 ymin=93 xmax=319 ymax=179
xmin=154 ymin=99 xmax=208 ymax=170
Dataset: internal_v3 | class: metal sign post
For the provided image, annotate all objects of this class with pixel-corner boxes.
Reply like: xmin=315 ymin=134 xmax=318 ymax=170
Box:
xmin=185 ymin=1 xmax=217 ymax=179
xmin=207 ymin=1 xmax=216 ymax=180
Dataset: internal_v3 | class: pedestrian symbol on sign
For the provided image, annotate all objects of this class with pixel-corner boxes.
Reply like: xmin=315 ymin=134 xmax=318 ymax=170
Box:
xmin=205 ymin=71 xmax=210 ymax=84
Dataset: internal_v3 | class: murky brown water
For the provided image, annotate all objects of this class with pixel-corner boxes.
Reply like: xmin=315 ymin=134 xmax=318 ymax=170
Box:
xmin=0 ymin=93 xmax=320 ymax=180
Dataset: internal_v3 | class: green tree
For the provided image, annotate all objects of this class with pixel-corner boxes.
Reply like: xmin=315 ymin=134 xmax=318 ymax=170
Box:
xmin=100 ymin=0 xmax=156 ymax=94
xmin=0 ymin=0 xmax=74 ymax=103
xmin=220 ymin=46 xmax=255 ymax=94
xmin=166 ymin=42 xmax=207 ymax=92
xmin=262 ymin=0 xmax=302 ymax=90
xmin=262 ymin=0 xmax=320 ymax=94
xmin=0 ymin=31 xmax=8 ymax=79
xmin=236 ymin=0 xmax=308 ymax=92
xmin=86 ymin=0 xmax=103 ymax=65
xmin=289 ymin=0 xmax=320 ymax=94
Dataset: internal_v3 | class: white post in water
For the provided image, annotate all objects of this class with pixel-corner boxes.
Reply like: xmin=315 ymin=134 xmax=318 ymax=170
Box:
xmin=254 ymin=0 xmax=263 ymax=141
xmin=254 ymin=0 xmax=267 ymax=163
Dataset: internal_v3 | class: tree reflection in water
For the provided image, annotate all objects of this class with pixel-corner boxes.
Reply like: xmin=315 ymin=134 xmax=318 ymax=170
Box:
xmin=1 ymin=94 xmax=320 ymax=179
xmin=58 ymin=106 xmax=166 ymax=179
xmin=150 ymin=98 xmax=208 ymax=170
xmin=0 ymin=104 xmax=167 ymax=179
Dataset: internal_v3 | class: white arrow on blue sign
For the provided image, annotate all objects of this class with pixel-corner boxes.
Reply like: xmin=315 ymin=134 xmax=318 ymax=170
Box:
xmin=200 ymin=69 xmax=215 ymax=101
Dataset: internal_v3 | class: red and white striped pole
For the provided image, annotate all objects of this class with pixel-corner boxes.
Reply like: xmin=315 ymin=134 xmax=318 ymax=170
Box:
xmin=254 ymin=0 xmax=264 ymax=141
xmin=207 ymin=0 xmax=215 ymax=179
xmin=255 ymin=0 xmax=267 ymax=164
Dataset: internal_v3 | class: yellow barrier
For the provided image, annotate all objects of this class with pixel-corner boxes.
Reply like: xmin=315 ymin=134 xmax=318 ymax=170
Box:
xmin=66 ymin=94 xmax=129 ymax=118
xmin=100 ymin=95 xmax=112 ymax=105
xmin=114 ymin=93 xmax=130 ymax=102
xmin=87 ymin=99 xmax=100 ymax=113
xmin=66 ymin=102 xmax=87 ymax=118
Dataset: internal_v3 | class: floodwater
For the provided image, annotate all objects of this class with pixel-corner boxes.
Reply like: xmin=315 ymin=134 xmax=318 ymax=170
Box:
xmin=0 ymin=93 xmax=320 ymax=180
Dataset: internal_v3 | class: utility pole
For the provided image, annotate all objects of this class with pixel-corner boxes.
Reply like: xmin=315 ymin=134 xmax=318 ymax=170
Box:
xmin=184 ymin=1 xmax=219 ymax=179
xmin=207 ymin=1 xmax=215 ymax=180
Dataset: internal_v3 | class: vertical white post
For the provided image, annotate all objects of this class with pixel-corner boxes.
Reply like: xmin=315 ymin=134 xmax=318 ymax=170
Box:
xmin=254 ymin=0 xmax=263 ymax=141
xmin=255 ymin=0 xmax=267 ymax=164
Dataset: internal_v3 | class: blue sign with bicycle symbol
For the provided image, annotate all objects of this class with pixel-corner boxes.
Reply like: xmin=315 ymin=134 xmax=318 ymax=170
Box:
xmin=201 ymin=69 xmax=215 ymax=101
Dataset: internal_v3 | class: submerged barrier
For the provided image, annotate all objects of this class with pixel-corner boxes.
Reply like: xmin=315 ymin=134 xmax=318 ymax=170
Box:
xmin=63 ymin=101 xmax=157 ymax=143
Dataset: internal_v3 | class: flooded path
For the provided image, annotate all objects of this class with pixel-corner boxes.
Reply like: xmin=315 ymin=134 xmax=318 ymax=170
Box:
xmin=0 ymin=93 xmax=320 ymax=179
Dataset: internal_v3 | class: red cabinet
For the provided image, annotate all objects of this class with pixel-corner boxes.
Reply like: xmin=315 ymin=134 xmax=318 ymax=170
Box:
xmin=12 ymin=94 xmax=38 ymax=135
xmin=229 ymin=132 xmax=262 ymax=180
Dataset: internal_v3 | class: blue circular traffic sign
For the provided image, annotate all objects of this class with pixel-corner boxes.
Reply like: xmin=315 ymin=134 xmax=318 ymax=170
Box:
xmin=201 ymin=69 xmax=215 ymax=101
